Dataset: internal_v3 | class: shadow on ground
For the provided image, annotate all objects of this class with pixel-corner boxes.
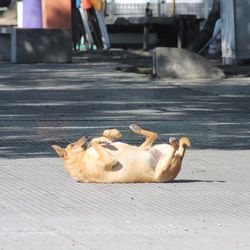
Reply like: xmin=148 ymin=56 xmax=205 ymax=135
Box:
xmin=171 ymin=179 xmax=226 ymax=184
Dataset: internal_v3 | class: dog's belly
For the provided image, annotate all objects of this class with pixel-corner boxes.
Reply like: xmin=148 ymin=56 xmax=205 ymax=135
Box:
xmin=103 ymin=142 xmax=157 ymax=182
xmin=87 ymin=142 xmax=174 ymax=183
xmin=106 ymin=142 xmax=172 ymax=168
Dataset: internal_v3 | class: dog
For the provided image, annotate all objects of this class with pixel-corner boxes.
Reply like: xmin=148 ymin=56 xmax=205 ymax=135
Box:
xmin=52 ymin=124 xmax=191 ymax=183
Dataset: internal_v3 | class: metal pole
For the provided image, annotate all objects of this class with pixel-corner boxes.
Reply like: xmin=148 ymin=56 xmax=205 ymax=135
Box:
xmin=143 ymin=2 xmax=152 ymax=51
xmin=171 ymin=0 xmax=175 ymax=16
xmin=143 ymin=24 xmax=149 ymax=51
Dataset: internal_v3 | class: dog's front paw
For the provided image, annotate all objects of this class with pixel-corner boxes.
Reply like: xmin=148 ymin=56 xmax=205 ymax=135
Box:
xmin=129 ymin=124 xmax=141 ymax=133
xmin=103 ymin=129 xmax=122 ymax=140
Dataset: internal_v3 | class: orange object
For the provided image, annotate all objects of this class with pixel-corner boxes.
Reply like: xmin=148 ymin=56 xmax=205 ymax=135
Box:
xmin=81 ymin=0 xmax=93 ymax=10
xmin=42 ymin=0 xmax=71 ymax=29
xmin=92 ymin=0 xmax=103 ymax=11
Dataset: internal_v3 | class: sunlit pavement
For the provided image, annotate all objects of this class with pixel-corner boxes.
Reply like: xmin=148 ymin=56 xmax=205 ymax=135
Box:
xmin=0 ymin=58 xmax=250 ymax=249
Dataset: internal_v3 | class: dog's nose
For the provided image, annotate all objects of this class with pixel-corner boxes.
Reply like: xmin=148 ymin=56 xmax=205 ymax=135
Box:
xmin=82 ymin=140 xmax=91 ymax=150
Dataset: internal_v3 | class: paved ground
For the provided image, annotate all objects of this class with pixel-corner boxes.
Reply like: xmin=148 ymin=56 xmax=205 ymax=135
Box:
xmin=0 ymin=55 xmax=250 ymax=250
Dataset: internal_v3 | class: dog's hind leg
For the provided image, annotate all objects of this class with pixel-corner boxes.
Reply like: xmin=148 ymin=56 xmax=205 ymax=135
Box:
xmin=129 ymin=124 xmax=157 ymax=149
xmin=91 ymin=137 xmax=117 ymax=171
xmin=154 ymin=137 xmax=179 ymax=182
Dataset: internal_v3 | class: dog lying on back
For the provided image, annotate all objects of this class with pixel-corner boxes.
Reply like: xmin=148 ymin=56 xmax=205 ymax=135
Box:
xmin=52 ymin=124 xmax=191 ymax=183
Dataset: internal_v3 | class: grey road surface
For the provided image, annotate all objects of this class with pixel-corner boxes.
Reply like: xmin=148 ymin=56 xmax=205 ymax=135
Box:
xmin=0 ymin=58 xmax=250 ymax=250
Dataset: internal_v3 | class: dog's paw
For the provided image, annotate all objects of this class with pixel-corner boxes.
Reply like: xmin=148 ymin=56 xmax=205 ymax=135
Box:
xmin=129 ymin=124 xmax=141 ymax=133
xmin=103 ymin=129 xmax=122 ymax=139
xmin=169 ymin=137 xmax=179 ymax=149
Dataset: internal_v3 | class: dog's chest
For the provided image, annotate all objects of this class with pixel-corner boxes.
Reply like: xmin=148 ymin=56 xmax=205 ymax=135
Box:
xmin=149 ymin=148 xmax=163 ymax=164
xmin=149 ymin=144 xmax=172 ymax=163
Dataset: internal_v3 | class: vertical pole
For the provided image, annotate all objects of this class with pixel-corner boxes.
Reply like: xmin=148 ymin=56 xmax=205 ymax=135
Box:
xmin=143 ymin=2 xmax=152 ymax=51
xmin=17 ymin=0 xmax=23 ymax=28
xmin=221 ymin=0 xmax=237 ymax=64
xmin=41 ymin=0 xmax=47 ymax=28
xmin=177 ymin=17 xmax=183 ymax=49
xmin=171 ymin=0 xmax=175 ymax=16
xmin=143 ymin=24 xmax=149 ymax=51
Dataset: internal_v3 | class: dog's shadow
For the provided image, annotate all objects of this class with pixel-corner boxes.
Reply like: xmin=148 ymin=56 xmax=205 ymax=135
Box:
xmin=170 ymin=179 xmax=226 ymax=184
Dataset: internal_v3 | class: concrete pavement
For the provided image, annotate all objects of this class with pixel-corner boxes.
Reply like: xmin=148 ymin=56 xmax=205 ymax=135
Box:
xmin=0 ymin=56 xmax=250 ymax=250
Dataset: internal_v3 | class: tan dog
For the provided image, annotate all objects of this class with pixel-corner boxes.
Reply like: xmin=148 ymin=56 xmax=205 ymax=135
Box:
xmin=52 ymin=124 xmax=191 ymax=183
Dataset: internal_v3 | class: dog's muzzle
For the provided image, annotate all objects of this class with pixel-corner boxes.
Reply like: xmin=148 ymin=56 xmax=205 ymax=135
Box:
xmin=82 ymin=139 xmax=91 ymax=150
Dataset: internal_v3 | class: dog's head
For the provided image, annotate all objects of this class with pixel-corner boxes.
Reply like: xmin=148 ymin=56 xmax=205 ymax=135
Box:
xmin=52 ymin=137 xmax=87 ymax=161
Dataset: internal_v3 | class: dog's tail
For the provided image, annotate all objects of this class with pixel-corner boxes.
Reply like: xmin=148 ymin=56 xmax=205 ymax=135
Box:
xmin=177 ymin=137 xmax=191 ymax=160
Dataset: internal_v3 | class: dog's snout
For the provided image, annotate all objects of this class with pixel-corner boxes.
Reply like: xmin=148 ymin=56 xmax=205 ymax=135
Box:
xmin=82 ymin=140 xmax=91 ymax=150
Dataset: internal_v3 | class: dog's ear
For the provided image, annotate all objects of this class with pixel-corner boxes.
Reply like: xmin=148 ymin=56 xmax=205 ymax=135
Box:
xmin=51 ymin=145 xmax=66 ymax=159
